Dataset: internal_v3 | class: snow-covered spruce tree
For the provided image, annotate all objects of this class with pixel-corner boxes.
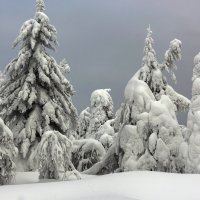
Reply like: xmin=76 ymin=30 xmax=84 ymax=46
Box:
xmin=85 ymin=27 xmax=190 ymax=175
xmin=0 ymin=118 xmax=18 ymax=185
xmin=86 ymin=89 xmax=114 ymax=139
xmin=0 ymin=0 xmax=78 ymax=169
xmin=37 ymin=131 xmax=81 ymax=180
xmin=184 ymin=52 xmax=200 ymax=173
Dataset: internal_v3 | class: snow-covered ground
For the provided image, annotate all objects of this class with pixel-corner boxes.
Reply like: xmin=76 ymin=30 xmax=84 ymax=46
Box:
xmin=1 ymin=171 xmax=200 ymax=200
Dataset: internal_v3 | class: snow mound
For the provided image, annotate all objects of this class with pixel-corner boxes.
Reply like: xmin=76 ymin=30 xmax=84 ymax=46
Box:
xmin=124 ymin=71 xmax=155 ymax=112
xmin=1 ymin=171 xmax=200 ymax=200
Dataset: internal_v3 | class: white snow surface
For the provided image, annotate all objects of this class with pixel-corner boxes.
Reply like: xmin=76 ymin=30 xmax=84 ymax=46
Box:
xmin=1 ymin=171 xmax=200 ymax=200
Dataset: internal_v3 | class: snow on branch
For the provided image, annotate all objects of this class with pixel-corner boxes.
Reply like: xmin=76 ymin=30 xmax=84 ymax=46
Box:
xmin=162 ymin=39 xmax=182 ymax=83
xmin=193 ymin=52 xmax=200 ymax=80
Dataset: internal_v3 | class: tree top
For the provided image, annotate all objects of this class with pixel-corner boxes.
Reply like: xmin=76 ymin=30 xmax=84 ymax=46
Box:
xmin=147 ymin=24 xmax=152 ymax=38
xmin=36 ymin=0 xmax=45 ymax=12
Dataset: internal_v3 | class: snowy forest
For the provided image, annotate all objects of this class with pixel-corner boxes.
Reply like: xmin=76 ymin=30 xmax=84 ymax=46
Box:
xmin=0 ymin=0 xmax=200 ymax=193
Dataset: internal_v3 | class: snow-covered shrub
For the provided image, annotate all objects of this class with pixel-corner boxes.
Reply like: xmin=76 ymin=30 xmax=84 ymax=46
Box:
xmin=76 ymin=89 xmax=115 ymax=151
xmin=185 ymin=52 xmax=200 ymax=173
xmin=0 ymin=0 xmax=78 ymax=168
xmin=83 ymin=144 xmax=119 ymax=175
xmin=72 ymin=139 xmax=105 ymax=172
xmin=75 ymin=90 xmax=114 ymax=170
xmin=0 ymin=118 xmax=18 ymax=185
xmin=86 ymin=27 xmax=190 ymax=175
xmin=77 ymin=107 xmax=91 ymax=139
xmin=95 ymin=120 xmax=115 ymax=140
xmin=86 ymin=89 xmax=114 ymax=139
xmin=100 ymin=133 xmax=113 ymax=151
xmin=96 ymin=120 xmax=115 ymax=150
xmin=37 ymin=130 xmax=81 ymax=180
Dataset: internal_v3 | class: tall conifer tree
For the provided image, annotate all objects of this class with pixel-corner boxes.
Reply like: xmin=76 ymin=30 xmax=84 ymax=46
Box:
xmin=0 ymin=0 xmax=78 ymax=166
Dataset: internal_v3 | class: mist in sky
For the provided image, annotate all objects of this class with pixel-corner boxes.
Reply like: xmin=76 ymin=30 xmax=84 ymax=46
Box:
xmin=0 ymin=0 xmax=200 ymax=125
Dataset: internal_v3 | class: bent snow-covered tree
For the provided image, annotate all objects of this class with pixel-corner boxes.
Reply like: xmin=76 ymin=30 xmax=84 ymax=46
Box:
xmin=0 ymin=0 xmax=78 ymax=169
xmin=37 ymin=131 xmax=81 ymax=180
xmin=185 ymin=52 xmax=200 ymax=173
xmin=0 ymin=118 xmax=18 ymax=185
xmin=72 ymin=139 xmax=105 ymax=172
xmin=85 ymin=27 xmax=190 ymax=175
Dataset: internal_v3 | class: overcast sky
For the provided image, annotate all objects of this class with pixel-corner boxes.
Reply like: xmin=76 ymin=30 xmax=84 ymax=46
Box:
xmin=0 ymin=0 xmax=200 ymax=125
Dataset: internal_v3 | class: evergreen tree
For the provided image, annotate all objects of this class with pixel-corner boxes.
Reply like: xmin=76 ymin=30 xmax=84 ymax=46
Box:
xmin=0 ymin=0 xmax=78 ymax=168
xmin=86 ymin=89 xmax=114 ymax=139
xmin=0 ymin=118 xmax=18 ymax=185
xmin=186 ymin=52 xmax=200 ymax=173
xmin=85 ymin=27 xmax=190 ymax=175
